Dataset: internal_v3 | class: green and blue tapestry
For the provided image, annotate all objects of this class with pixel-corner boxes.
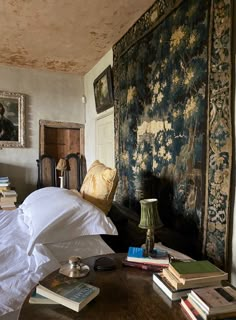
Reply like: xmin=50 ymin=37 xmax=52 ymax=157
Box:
xmin=113 ymin=0 xmax=232 ymax=267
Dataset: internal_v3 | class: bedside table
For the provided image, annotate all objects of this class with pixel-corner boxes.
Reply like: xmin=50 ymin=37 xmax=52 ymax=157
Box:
xmin=19 ymin=253 xmax=187 ymax=320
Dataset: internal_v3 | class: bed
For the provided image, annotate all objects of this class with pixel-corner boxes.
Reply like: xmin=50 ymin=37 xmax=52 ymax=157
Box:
xmin=0 ymin=186 xmax=118 ymax=320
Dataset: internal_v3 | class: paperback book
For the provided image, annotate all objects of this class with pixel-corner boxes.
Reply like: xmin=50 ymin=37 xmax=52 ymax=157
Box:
xmin=153 ymin=272 xmax=190 ymax=301
xmin=29 ymin=290 xmax=58 ymax=304
xmin=188 ymin=286 xmax=236 ymax=316
xmin=36 ymin=275 xmax=100 ymax=312
xmin=122 ymin=259 xmax=166 ymax=272
xmin=180 ymin=298 xmax=204 ymax=320
xmin=127 ymin=247 xmax=169 ymax=266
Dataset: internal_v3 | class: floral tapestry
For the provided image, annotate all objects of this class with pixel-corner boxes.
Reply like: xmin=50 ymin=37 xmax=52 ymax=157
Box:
xmin=113 ymin=0 xmax=232 ymax=268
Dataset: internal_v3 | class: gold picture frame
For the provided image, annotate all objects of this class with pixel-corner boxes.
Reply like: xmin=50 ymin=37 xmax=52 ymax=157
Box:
xmin=0 ymin=91 xmax=25 ymax=148
xmin=93 ymin=65 xmax=114 ymax=114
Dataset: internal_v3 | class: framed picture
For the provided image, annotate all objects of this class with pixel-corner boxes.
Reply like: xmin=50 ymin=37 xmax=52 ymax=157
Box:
xmin=0 ymin=91 xmax=25 ymax=148
xmin=93 ymin=65 xmax=114 ymax=114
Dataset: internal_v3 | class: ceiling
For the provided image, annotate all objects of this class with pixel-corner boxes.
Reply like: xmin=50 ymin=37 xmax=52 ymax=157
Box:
xmin=0 ymin=0 xmax=154 ymax=75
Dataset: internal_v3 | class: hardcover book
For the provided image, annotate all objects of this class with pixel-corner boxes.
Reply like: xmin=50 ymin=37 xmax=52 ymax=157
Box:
xmin=162 ymin=268 xmax=222 ymax=290
xmin=169 ymin=260 xmax=225 ymax=280
xmin=36 ymin=276 xmax=100 ymax=312
xmin=153 ymin=272 xmax=190 ymax=301
xmin=127 ymin=247 xmax=169 ymax=266
xmin=188 ymin=286 xmax=236 ymax=315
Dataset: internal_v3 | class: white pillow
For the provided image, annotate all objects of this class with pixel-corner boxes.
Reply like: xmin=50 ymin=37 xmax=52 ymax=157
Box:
xmin=19 ymin=187 xmax=118 ymax=255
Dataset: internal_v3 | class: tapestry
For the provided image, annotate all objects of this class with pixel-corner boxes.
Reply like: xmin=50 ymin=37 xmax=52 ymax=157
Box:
xmin=113 ymin=0 xmax=232 ymax=268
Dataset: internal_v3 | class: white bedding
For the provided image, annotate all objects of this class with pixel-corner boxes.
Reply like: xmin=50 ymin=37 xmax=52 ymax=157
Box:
xmin=0 ymin=207 xmax=114 ymax=319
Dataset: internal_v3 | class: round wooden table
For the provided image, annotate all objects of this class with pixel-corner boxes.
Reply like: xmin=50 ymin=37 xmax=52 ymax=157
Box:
xmin=19 ymin=253 xmax=187 ymax=320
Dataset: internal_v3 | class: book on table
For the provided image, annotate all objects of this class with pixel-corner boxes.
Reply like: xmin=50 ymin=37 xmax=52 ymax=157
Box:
xmin=187 ymin=286 xmax=236 ymax=317
xmin=36 ymin=275 xmax=100 ymax=312
xmin=29 ymin=289 xmax=59 ymax=304
xmin=122 ymin=259 xmax=166 ymax=272
xmin=162 ymin=268 xmax=224 ymax=290
xmin=127 ymin=246 xmax=169 ymax=266
xmin=169 ymin=260 xmax=225 ymax=281
xmin=152 ymin=272 xmax=190 ymax=301
xmin=180 ymin=298 xmax=204 ymax=320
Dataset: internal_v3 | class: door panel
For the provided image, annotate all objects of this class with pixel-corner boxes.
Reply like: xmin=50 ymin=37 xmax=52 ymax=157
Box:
xmin=39 ymin=120 xmax=84 ymax=162
xmin=96 ymin=112 xmax=114 ymax=168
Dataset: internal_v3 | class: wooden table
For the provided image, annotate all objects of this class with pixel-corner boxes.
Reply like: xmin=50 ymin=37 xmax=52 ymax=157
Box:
xmin=19 ymin=253 xmax=187 ymax=320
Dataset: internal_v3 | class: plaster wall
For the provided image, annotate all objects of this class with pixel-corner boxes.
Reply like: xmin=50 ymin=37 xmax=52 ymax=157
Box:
xmin=83 ymin=49 xmax=113 ymax=169
xmin=0 ymin=65 xmax=84 ymax=202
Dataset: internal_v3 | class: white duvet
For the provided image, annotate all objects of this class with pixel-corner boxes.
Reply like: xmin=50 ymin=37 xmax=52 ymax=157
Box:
xmin=0 ymin=208 xmax=114 ymax=319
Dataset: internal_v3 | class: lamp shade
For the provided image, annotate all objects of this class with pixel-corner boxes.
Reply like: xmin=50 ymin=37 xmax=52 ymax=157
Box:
xmin=56 ymin=158 xmax=68 ymax=172
xmin=139 ymin=198 xmax=163 ymax=229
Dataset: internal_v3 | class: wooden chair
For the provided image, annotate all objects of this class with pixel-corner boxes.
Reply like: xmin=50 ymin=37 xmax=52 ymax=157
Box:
xmin=64 ymin=153 xmax=85 ymax=191
xmin=36 ymin=155 xmax=57 ymax=188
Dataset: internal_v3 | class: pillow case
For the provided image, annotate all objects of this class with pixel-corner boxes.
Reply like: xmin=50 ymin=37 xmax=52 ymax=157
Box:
xmin=80 ymin=160 xmax=118 ymax=214
xmin=19 ymin=187 xmax=118 ymax=255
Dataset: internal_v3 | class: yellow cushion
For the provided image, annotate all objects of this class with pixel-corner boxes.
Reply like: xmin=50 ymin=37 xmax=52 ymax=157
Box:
xmin=80 ymin=160 xmax=118 ymax=214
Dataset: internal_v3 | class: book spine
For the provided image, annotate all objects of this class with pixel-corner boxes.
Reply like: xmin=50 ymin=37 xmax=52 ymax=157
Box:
xmin=122 ymin=260 xmax=164 ymax=272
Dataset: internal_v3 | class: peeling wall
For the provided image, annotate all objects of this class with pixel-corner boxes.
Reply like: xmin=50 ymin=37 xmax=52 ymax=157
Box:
xmin=0 ymin=65 xmax=85 ymax=202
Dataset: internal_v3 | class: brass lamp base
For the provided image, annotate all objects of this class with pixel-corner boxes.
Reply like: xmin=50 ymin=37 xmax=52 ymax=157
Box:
xmin=144 ymin=228 xmax=155 ymax=256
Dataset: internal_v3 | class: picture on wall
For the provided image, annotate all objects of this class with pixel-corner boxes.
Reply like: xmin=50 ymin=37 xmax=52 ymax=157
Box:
xmin=0 ymin=91 xmax=25 ymax=148
xmin=93 ymin=65 xmax=114 ymax=114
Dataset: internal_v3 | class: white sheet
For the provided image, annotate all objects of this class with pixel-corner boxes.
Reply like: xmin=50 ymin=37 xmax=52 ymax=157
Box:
xmin=0 ymin=208 xmax=114 ymax=319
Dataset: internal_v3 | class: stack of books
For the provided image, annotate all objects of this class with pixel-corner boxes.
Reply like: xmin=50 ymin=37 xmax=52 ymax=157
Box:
xmin=0 ymin=189 xmax=17 ymax=210
xmin=34 ymin=274 xmax=100 ymax=312
xmin=152 ymin=259 xmax=228 ymax=302
xmin=181 ymin=285 xmax=236 ymax=320
xmin=122 ymin=246 xmax=169 ymax=272
xmin=0 ymin=177 xmax=11 ymax=191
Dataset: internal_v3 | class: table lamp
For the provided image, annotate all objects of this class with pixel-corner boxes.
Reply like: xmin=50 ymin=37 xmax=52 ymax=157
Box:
xmin=139 ymin=198 xmax=163 ymax=256
xmin=56 ymin=158 xmax=68 ymax=188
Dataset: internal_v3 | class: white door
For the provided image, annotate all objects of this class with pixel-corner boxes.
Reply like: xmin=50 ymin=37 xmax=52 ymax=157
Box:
xmin=95 ymin=110 xmax=114 ymax=168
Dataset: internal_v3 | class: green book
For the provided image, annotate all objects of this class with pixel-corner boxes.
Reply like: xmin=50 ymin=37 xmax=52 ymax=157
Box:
xmin=169 ymin=260 xmax=225 ymax=279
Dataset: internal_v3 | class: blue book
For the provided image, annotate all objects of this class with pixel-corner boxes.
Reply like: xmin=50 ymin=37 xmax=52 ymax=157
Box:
xmin=36 ymin=276 xmax=100 ymax=312
xmin=127 ymin=247 xmax=169 ymax=265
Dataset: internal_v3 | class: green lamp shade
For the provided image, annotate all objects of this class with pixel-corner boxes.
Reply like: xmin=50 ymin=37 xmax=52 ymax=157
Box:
xmin=139 ymin=198 xmax=163 ymax=229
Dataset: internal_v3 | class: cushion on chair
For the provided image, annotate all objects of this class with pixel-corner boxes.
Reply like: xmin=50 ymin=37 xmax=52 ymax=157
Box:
xmin=80 ymin=160 xmax=118 ymax=214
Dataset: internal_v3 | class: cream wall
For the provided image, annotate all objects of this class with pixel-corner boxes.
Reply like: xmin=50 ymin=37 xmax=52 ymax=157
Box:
xmin=83 ymin=49 xmax=113 ymax=169
xmin=0 ymin=65 xmax=85 ymax=202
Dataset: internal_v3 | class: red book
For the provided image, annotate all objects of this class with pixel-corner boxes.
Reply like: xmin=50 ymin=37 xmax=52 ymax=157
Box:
xmin=180 ymin=298 xmax=204 ymax=320
xmin=122 ymin=259 xmax=167 ymax=272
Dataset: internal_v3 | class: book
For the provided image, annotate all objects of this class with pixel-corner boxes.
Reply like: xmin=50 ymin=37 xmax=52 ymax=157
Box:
xmin=0 ymin=182 xmax=10 ymax=187
xmin=169 ymin=260 xmax=225 ymax=280
xmin=153 ymin=272 xmax=190 ymax=301
xmin=180 ymin=298 xmax=204 ymax=320
xmin=127 ymin=247 xmax=169 ymax=266
xmin=29 ymin=290 xmax=59 ymax=304
xmin=0 ymin=197 xmax=17 ymax=204
xmin=122 ymin=259 xmax=166 ymax=272
xmin=36 ymin=277 xmax=100 ymax=312
xmin=152 ymin=282 xmax=173 ymax=308
xmin=162 ymin=268 xmax=223 ymax=290
xmin=1 ymin=190 xmax=17 ymax=197
xmin=188 ymin=286 xmax=236 ymax=316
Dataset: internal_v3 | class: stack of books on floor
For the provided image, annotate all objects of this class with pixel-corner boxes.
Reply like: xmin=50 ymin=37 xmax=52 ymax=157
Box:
xmin=152 ymin=259 xmax=228 ymax=302
xmin=122 ymin=246 xmax=169 ymax=272
xmin=0 ymin=189 xmax=17 ymax=210
xmin=33 ymin=273 xmax=100 ymax=312
xmin=181 ymin=285 xmax=236 ymax=320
